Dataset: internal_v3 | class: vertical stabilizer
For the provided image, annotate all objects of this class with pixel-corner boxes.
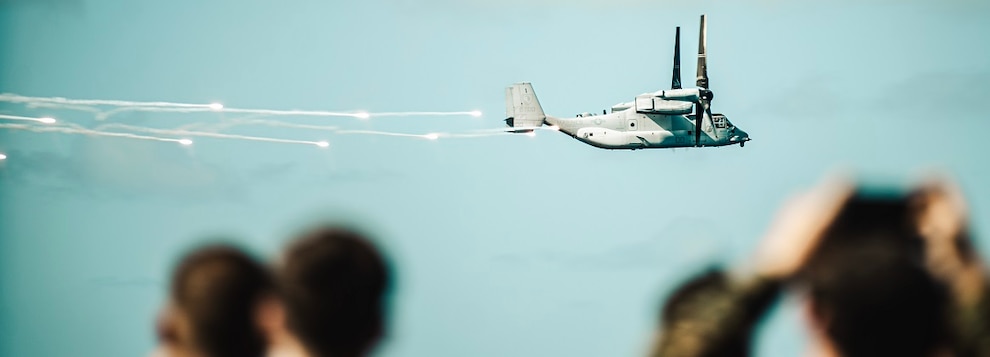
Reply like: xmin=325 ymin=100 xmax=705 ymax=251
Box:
xmin=504 ymin=82 xmax=546 ymax=129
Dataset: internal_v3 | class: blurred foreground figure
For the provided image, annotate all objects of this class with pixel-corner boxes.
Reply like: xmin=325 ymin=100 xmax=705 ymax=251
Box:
xmin=152 ymin=244 xmax=273 ymax=357
xmin=260 ymin=227 xmax=391 ymax=357
xmin=649 ymin=177 xmax=990 ymax=357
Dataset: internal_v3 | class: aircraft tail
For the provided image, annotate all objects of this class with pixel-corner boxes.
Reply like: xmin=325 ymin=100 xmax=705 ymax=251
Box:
xmin=504 ymin=82 xmax=546 ymax=131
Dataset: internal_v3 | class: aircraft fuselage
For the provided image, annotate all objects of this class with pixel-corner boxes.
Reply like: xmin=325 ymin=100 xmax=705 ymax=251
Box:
xmin=545 ymin=109 xmax=749 ymax=150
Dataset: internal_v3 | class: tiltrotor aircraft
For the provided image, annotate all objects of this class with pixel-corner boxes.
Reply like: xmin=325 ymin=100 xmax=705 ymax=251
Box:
xmin=503 ymin=14 xmax=750 ymax=150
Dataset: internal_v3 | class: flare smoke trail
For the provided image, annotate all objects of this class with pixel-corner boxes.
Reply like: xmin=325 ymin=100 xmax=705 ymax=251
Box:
xmin=334 ymin=129 xmax=434 ymax=139
xmin=98 ymin=123 xmax=328 ymax=147
xmin=94 ymin=107 xmax=482 ymax=120
xmin=0 ymin=93 xmax=214 ymax=109
xmin=439 ymin=132 xmax=513 ymax=139
xmin=371 ymin=111 xmax=483 ymax=117
xmin=116 ymin=116 xmax=496 ymax=140
xmin=0 ymin=114 xmax=57 ymax=124
xmin=18 ymin=102 xmax=103 ymax=114
xmin=183 ymin=118 xmax=531 ymax=139
xmin=94 ymin=106 xmax=364 ymax=120
xmin=0 ymin=123 xmax=187 ymax=144
xmin=2 ymin=96 xmax=522 ymax=148
xmin=173 ymin=118 xmax=340 ymax=133
xmin=0 ymin=93 xmax=482 ymax=120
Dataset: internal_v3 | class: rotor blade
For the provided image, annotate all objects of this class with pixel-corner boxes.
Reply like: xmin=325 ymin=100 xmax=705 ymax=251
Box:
xmin=706 ymin=107 xmax=717 ymax=140
xmin=672 ymin=27 xmax=682 ymax=90
xmin=696 ymin=14 xmax=709 ymax=89
xmin=695 ymin=102 xmax=703 ymax=146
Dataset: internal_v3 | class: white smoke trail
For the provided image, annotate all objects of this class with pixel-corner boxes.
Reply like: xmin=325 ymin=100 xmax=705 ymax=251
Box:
xmin=2 ymin=118 xmax=535 ymax=150
xmin=104 ymin=117 xmax=339 ymax=134
xmin=93 ymin=106 xmax=480 ymax=120
xmin=0 ymin=93 xmax=214 ymax=109
xmin=173 ymin=113 xmax=272 ymax=131
xmin=334 ymin=129 xmax=435 ymax=139
xmin=0 ymin=123 xmax=187 ymax=144
xmin=185 ymin=116 xmax=514 ymax=140
xmin=3 ymin=102 xmax=516 ymax=148
xmin=21 ymin=102 xmax=103 ymax=114
xmin=371 ymin=111 xmax=483 ymax=117
xmin=93 ymin=106 xmax=357 ymax=120
xmin=193 ymin=118 xmax=340 ymax=133
xmin=98 ymin=123 xmax=329 ymax=147
xmin=194 ymin=118 xmax=526 ymax=140
xmin=439 ymin=132 xmax=513 ymax=139
xmin=1 ymin=93 xmax=483 ymax=120
xmin=99 ymin=117 xmax=440 ymax=141
xmin=0 ymin=114 xmax=57 ymax=124
xmin=177 ymin=117 xmax=497 ymax=140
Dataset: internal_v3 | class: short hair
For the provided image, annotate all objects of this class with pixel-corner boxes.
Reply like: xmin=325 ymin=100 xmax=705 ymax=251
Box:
xmin=278 ymin=227 xmax=391 ymax=357
xmin=654 ymin=268 xmax=781 ymax=357
xmin=802 ymin=193 xmax=949 ymax=357
xmin=170 ymin=244 xmax=272 ymax=357
xmin=661 ymin=269 xmax=729 ymax=326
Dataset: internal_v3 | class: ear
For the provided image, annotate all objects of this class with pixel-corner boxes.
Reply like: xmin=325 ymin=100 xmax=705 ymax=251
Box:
xmin=255 ymin=295 xmax=286 ymax=334
xmin=802 ymin=297 xmax=831 ymax=334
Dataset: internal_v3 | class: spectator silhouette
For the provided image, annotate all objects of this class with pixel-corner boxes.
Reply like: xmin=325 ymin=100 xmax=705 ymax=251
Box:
xmin=650 ymin=176 xmax=990 ymax=357
xmin=152 ymin=244 xmax=272 ymax=357
xmin=261 ymin=227 xmax=391 ymax=357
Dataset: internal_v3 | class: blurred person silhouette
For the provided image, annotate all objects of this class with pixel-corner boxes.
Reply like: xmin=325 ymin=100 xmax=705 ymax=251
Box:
xmin=650 ymin=266 xmax=781 ymax=357
xmin=649 ymin=176 xmax=990 ymax=357
xmin=259 ymin=226 xmax=391 ymax=357
xmin=151 ymin=243 xmax=273 ymax=357
xmin=912 ymin=179 xmax=990 ymax=357
xmin=797 ymin=187 xmax=949 ymax=357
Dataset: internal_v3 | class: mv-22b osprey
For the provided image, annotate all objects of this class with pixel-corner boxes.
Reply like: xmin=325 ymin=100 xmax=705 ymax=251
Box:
xmin=503 ymin=15 xmax=750 ymax=150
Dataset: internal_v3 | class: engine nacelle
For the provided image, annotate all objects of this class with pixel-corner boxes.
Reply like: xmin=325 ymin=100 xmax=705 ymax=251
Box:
xmin=635 ymin=95 xmax=693 ymax=115
xmin=655 ymin=88 xmax=701 ymax=102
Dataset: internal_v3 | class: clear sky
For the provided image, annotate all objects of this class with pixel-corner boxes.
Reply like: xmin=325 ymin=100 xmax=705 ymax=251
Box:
xmin=2 ymin=0 xmax=989 ymax=356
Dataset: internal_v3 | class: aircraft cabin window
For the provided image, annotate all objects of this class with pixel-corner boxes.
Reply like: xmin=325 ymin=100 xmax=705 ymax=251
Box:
xmin=713 ymin=116 xmax=727 ymax=129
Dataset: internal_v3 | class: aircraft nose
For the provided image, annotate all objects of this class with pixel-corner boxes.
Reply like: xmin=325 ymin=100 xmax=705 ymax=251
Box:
xmin=730 ymin=128 xmax=749 ymax=142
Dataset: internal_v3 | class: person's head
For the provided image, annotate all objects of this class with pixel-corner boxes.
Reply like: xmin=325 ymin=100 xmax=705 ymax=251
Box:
xmin=276 ymin=226 xmax=391 ymax=357
xmin=651 ymin=269 xmax=741 ymax=357
xmin=660 ymin=269 xmax=729 ymax=329
xmin=155 ymin=244 xmax=273 ymax=357
xmin=800 ymin=192 xmax=950 ymax=357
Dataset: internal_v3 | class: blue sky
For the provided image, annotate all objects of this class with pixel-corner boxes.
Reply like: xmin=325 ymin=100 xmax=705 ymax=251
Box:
xmin=2 ymin=0 xmax=990 ymax=356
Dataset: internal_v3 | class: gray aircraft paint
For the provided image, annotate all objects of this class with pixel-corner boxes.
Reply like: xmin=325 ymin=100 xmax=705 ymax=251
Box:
xmin=503 ymin=15 xmax=750 ymax=150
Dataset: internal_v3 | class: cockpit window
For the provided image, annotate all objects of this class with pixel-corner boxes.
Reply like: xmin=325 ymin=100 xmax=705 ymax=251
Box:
xmin=713 ymin=114 xmax=728 ymax=129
